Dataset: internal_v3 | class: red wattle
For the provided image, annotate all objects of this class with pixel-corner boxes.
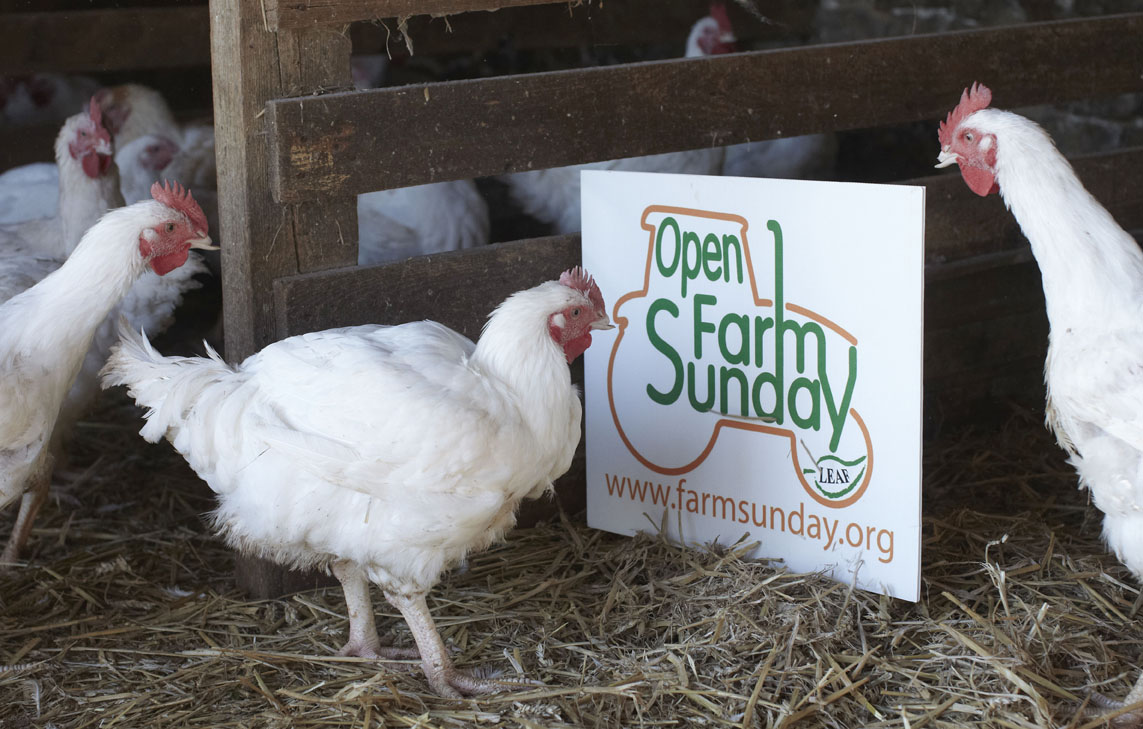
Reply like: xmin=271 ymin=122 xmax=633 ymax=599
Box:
xmin=959 ymin=163 xmax=998 ymax=197
xmin=81 ymin=153 xmax=101 ymax=179
xmin=563 ymin=332 xmax=593 ymax=363
xmin=151 ymin=247 xmax=190 ymax=276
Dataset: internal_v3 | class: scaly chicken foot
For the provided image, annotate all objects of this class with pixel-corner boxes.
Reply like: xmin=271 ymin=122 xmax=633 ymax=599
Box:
xmin=1086 ymin=672 xmax=1143 ymax=728
xmin=332 ymin=560 xmax=420 ymax=660
xmin=386 ymin=591 xmax=538 ymax=698
xmin=1 ymin=460 xmax=51 ymax=567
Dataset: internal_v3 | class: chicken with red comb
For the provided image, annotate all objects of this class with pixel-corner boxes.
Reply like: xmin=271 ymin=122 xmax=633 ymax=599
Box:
xmin=1 ymin=185 xmax=213 ymax=565
xmin=938 ymin=83 xmax=1143 ymax=722
xmin=102 ymin=267 xmax=614 ymax=697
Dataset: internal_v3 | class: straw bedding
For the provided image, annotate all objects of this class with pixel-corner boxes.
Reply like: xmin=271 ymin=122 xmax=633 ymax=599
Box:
xmin=1 ymin=396 xmax=1140 ymax=728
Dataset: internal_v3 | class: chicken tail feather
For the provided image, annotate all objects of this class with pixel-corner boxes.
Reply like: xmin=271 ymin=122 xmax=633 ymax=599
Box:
xmin=100 ymin=317 xmax=235 ymax=444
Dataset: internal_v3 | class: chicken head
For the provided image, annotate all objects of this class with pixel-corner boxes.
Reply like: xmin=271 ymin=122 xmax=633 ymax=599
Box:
xmin=139 ymin=181 xmax=215 ymax=275
xmin=68 ymin=98 xmax=113 ymax=180
xmin=549 ymin=266 xmax=613 ymax=363
xmin=688 ymin=2 xmax=737 ymax=56
xmin=935 ymin=82 xmax=999 ymax=197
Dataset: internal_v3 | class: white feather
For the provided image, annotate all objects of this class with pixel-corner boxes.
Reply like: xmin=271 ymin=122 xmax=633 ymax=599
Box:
xmin=101 ymin=281 xmax=593 ymax=595
xmin=965 ymin=107 xmax=1143 ymax=577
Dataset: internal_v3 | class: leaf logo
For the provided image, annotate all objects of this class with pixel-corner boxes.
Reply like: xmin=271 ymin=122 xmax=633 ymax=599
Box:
xmin=606 ymin=205 xmax=873 ymax=509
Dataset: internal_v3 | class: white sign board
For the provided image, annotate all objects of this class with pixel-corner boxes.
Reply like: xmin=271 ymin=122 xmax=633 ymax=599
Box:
xmin=582 ymin=170 xmax=924 ymax=601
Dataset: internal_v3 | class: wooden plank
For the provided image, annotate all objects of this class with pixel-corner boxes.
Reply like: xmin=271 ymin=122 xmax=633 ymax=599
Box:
xmin=276 ymin=26 xmax=360 ymax=275
xmin=0 ymin=7 xmax=210 ymax=74
xmin=267 ymin=0 xmax=570 ymax=30
xmin=267 ymin=13 xmax=1143 ymax=201
xmin=349 ymin=0 xmax=812 ymax=57
xmin=274 ymin=234 xmax=580 ymax=337
xmin=211 ymin=0 xmax=300 ymax=364
xmin=271 ymin=145 xmax=1142 ymax=339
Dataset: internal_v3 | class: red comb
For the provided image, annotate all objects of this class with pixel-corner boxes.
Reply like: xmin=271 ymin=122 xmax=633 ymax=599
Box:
xmin=939 ymin=82 xmax=992 ymax=148
xmin=709 ymin=1 xmax=732 ymax=32
xmin=560 ymin=266 xmax=605 ymax=312
xmin=151 ymin=180 xmax=209 ymax=235
xmin=88 ymin=96 xmax=102 ymax=127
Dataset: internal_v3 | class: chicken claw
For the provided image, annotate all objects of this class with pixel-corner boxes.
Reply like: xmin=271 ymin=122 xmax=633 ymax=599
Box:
xmin=1085 ymin=673 xmax=1143 ymax=728
xmin=331 ymin=560 xmax=420 ymax=660
xmin=386 ymin=591 xmax=543 ymax=698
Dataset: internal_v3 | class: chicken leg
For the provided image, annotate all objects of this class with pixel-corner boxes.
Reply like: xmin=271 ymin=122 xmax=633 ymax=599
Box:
xmin=385 ymin=590 xmax=533 ymax=698
xmin=332 ymin=560 xmax=419 ymax=660
xmin=1 ymin=461 xmax=51 ymax=566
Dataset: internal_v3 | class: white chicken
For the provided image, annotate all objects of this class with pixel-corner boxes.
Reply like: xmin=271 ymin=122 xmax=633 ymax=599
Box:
xmin=499 ymin=6 xmax=734 ymax=235
xmin=356 ymin=181 xmax=489 ymax=264
xmin=101 ymin=267 xmax=613 ymax=696
xmin=97 ymin=82 xmax=485 ymax=264
xmin=0 ymin=163 xmax=59 ymax=225
xmin=0 ymin=100 xmax=122 ymax=259
xmin=0 ymin=73 xmax=100 ymax=129
xmin=94 ymin=84 xmax=183 ymax=151
xmin=0 ymin=104 xmax=207 ymax=453
xmin=937 ymin=83 xmax=1143 ymax=719
xmin=1 ymin=182 xmax=214 ymax=564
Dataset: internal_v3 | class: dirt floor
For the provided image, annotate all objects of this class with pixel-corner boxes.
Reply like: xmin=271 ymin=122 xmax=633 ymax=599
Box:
xmin=2 ymin=395 xmax=1141 ymax=728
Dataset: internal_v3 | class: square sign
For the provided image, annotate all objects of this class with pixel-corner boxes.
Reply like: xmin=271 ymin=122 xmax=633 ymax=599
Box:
xmin=582 ymin=169 xmax=924 ymax=601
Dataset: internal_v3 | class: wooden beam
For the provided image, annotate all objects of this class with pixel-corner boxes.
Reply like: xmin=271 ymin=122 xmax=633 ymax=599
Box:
xmin=211 ymin=1 xmax=357 ymax=360
xmin=274 ymin=234 xmax=579 ymax=337
xmin=266 ymin=0 xmax=572 ymax=30
xmin=267 ymin=13 xmax=1143 ymax=201
xmin=349 ymin=0 xmax=812 ymax=56
xmin=0 ymin=7 xmax=210 ymax=74
xmin=212 ymin=0 xmax=299 ymax=365
xmin=271 ymin=146 xmax=1142 ymax=340
xmin=276 ymin=26 xmax=360 ymax=277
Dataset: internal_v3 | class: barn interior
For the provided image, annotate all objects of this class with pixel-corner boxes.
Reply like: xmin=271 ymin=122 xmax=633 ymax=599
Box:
xmin=2 ymin=1 xmax=1143 ymax=726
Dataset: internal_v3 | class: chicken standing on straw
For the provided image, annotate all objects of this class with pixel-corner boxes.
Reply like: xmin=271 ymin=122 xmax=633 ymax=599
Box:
xmin=937 ymin=83 xmax=1143 ymax=722
xmin=1 ymin=182 xmax=214 ymax=565
xmin=101 ymin=268 xmax=613 ymax=697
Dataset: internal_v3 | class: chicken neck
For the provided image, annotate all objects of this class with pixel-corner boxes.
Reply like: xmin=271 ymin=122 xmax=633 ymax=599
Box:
xmin=1 ymin=210 xmax=148 ymax=394
xmin=54 ymin=139 xmax=125 ymax=260
xmin=993 ymin=114 xmax=1143 ymax=335
xmin=471 ymin=293 xmax=581 ymax=467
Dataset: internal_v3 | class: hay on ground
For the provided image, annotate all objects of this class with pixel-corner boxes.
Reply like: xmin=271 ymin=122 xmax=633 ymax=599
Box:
xmin=1 ymin=396 xmax=1140 ymax=728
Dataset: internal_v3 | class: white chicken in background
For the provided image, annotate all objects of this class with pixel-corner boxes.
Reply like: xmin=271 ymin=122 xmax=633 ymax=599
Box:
xmin=937 ymin=83 xmax=1143 ymax=720
xmin=0 ymin=100 xmax=122 ymax=259
xmin=94 ymin=84 xmax=183 ymax=150
xmin=0 ymin=162 xmax=60 ymax=225
xmin=0 ymin=73 xmax=100 ymax=128
xmin=117 ymin=133 xmax=220 ymax=236
xmin=356 ymin=181 xmax=489 ymax=264
xmin=102 ymin=268 xmax=613 ymax=696
xmin=0 ymin=182 xmax=215 ymax=565
xmin=348 ymin=56 xmax=490 ymax=265
xmin=96 ymin=84 xmax=218 ymax=230
xmin=498 ymin=5 xmax=733 ymax=235
xmin=97 ymin=82 xmax=486 ymax=264
xmin=0 ymin=103 xmax=208 ymax=459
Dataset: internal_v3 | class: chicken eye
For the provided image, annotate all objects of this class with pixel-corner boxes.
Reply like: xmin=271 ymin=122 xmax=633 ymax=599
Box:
xmin=572 ymin=307 xmax=581 ymax=317
xmin=166 ymin=223 xmax=176 ymax=232
xmin=965 ymin=132 xmax=974 ymax=142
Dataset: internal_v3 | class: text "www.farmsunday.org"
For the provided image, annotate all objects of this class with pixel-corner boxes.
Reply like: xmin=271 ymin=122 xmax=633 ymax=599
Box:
xmin=603 ymin=473 xmax=894 ymax=563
